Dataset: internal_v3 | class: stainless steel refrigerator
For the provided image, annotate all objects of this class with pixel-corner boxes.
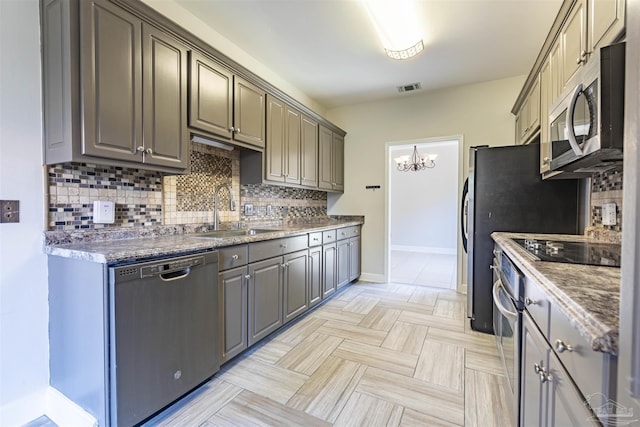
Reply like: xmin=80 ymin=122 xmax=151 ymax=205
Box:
xmin=462 ymin=144 xmax=582 ymax=334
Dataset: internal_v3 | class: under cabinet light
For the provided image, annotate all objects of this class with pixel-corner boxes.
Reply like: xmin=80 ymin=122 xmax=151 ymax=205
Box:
xmin=191 ymin=135 xmax=234 ymax=151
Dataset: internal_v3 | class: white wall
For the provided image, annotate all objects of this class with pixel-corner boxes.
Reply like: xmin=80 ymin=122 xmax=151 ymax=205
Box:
xmin=325 ymin=76 xmax=523 ymax=284
xmin=142 ymin=0 xmax=326 ymax=117
xmin=390 ymin=140 xmax=458 ymax=252
xmin=0 ymin=0 xmax=50 ymax=424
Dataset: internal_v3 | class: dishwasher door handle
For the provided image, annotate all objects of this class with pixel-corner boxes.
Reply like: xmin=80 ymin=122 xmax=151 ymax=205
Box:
xmin=159 ymin=268 xmax=191 ymax=281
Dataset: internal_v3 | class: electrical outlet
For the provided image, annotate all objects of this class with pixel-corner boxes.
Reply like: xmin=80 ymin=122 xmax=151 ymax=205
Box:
xmin=244 ymin=203 xmax=254 ymax=216
xmin=0 ymin=200 xmax=19 ymax=223
xmin=93 ymin=200 xmax=115 ymax=224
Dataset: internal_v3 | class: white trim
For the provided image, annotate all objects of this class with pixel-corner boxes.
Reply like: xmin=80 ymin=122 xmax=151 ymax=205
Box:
xmin=46 ymin=387 xmax=97 ymax=427
xmin=358 ymin=272 xmax=386 ymax=283
xmin=390 ymin=245 xmax=456 ymax=255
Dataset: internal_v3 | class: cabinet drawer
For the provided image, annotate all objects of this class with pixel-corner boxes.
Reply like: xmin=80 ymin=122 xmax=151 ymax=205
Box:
xmin=524 ymin=278 xmax=551 ymax=338
xmin=322 ymin=229 xmax=336 ymax=244
xmin=308 ymin=232 xmax=322 ymax=247
xmin=337 ymin=226 xmax=360 ymax=240
xmin=550 ymin=304 xmax=612 ymax=400
xmin=218 ymin=245 xmax=249 ymax=271
xmin=249 ymin=235 xmax=308 ymax=263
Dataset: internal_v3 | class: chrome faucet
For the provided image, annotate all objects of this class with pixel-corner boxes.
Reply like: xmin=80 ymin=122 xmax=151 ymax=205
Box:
xmin=213 ymin=183 xmax=236 ymax=230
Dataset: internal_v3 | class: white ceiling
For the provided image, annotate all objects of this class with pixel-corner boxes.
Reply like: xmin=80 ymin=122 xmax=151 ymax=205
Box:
xmin=174 ymin=0 xmax=562 ymax=109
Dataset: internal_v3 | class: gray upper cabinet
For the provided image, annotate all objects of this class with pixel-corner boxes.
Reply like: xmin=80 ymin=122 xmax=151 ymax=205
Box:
xmin=300 ymin=114 xmax=319 ymax=188
xmin=264 ymin=95 xmax=301 ymax=185
xmin=561 ymin=0 xmax=587 ymax=89
xmin=539 ymin=57 xmax=552 ymax=174
xmin=189 ymin=50 xmax=233 ymax=140
xmin=234 ymin=77 xmax=266 ymax=148
xmin=516 ymin=75 xmax=540 ymax=145
xmin=43 ymin=0 xmax=188 ymax=172
xmin=589 ymin=0 xmax=625 ymax=53
xmin=188 ymin=52 xmax=265 ymax=150
xmin=319 ymin=125 xmax=345 ymax=192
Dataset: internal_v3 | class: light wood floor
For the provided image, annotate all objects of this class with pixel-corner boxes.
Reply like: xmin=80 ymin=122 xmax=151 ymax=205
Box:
xmin=143 ymin=282 xmax=514 ymax=427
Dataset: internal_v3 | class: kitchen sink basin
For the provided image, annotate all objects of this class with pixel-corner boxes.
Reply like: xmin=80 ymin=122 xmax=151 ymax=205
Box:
xmin=190 ymin=228 xmax=281 ymax=239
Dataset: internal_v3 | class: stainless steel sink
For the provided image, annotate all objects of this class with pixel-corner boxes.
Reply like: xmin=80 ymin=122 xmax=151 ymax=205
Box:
xmin=190 ymin=228 xmax=281 ymax=239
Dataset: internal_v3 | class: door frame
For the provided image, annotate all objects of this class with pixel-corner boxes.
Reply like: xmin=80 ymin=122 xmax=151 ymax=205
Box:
xmin=384 ymin=135 xmax=464 ymax=286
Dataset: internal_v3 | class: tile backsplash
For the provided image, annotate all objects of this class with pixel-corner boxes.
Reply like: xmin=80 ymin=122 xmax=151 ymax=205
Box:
xmin=590 ymin=169 xmax=623 ymax=232
xmin=47 ymin=142 xmax=327 ymax=231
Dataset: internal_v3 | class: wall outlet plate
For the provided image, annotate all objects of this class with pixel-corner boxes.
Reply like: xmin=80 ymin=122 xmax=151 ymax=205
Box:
xmin=0 ymin=200 xmax=19 ymax=223
xmin=602 ymin=202 xmax=617 ymax=226
xmin=93 ymin=200 xmax=115 ymax=224
xmin=244 ymin=203 xmax=254 ymax=216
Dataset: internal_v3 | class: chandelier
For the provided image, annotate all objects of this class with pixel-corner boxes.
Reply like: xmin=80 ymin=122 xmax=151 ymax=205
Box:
xmin=394 ymin=145 xmax=437 ymax=172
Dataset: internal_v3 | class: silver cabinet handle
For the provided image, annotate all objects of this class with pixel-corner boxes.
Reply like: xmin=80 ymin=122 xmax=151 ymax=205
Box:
xmin=543 ymin=156 xmax=550 ymax=164
xmin=244 ymin=274 xmax=251 ymax=280
xmin=280 ymin=244 xmax=288 ymax=249
xmin=232 ymin=254 xmax=239 ymax=261
xmin=229 ymin=126 xmax=235 ymax=132
xmin=489 ymin=265 xmax=497 ymax=270
xmin=312 ymin=237 xmax=319 ymax=241
xmin=145 ymin=148 xmax=153 ymax=155
xmin=534 ymin=363 xmax=542 ymax=374
xmin=525 ymin=297 xmax=536 ymax=306
xmin=555 ymin=339 xmax=574 ymax=353
xmin=534 ymin=363 xmax=550 ymax=383
xmin=137 ymin=146 xmax=145 ymax=152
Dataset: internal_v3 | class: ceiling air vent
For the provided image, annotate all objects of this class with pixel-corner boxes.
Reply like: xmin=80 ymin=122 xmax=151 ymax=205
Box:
xmin=397 ymin=82 xmax=422 ymax=93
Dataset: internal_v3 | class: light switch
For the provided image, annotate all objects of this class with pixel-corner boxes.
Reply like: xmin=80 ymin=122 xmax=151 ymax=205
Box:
xmin=602 ymin=203 xmax=617 ymax=226
xmin=93 ymin=200 xmax=115 ymax=224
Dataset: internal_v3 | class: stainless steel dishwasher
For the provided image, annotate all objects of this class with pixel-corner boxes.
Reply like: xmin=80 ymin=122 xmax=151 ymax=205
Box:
xmin=109 ymin=251 xmax=219 ymax=426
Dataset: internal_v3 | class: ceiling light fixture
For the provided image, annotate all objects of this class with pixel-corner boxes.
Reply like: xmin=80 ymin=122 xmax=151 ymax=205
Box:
xmin=363 ymin=0 xmax=424 ymax=60
xmin=395 ymin=146 xmax=437 ymax=172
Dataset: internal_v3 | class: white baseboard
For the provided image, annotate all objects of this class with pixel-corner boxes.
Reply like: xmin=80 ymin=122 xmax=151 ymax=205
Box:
xmin=46 ymin=387 xmax=97 ymax=427
xmin=357 ymin=272 xmax=385 ymax=283
xmin=0 ymin=389 xmax=47 ymax=427
xmin=390 ymin=245 xmax=456 ymax=255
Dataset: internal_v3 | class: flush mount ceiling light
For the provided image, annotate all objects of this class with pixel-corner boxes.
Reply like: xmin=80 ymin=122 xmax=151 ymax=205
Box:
xmin=395 ymin=145 xmax=437 ymax=172
xmin=363 ymin=0 xmax=424 ymax=60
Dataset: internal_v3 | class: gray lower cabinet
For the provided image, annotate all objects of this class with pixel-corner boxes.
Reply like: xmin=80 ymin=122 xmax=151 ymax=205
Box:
xmin=336 ymin=238 xmax=350 ymax=289
xmin=248 ymin=257 xmax=283 ymax=346
xmin=322 ymin=243 xmax=337 ymax=298
xmin=349 ymin=236 xmax=361 ymax=282
xmin=219 ymin=265 xmax=248 ymax=364
xmin=308 ymin=245 xmax=323 ymax=308
xmin=283 ymin=250 xmax=309 ymax=323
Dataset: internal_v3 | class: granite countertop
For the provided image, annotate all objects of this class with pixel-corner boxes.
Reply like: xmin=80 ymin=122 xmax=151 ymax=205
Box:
xmin=492 ymin=232 xmax=620 ymax=355
xmin=44 ymin=217 xmax=364 ymax=264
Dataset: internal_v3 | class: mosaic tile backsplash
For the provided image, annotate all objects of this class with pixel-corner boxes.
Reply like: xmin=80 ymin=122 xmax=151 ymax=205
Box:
xmin=590 ymin=169 xmax=623 ymax=232
xmin=48 ymin=141 xmax=327 ymax=230
xmin=48 ymin=163 xmax=163 ymax=230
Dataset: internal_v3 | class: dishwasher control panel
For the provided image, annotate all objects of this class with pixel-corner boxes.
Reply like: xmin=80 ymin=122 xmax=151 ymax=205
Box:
xmin=140 ymin=256 xmax=205 ymax=278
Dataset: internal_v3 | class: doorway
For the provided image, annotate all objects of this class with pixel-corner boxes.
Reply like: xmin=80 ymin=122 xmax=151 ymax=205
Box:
xmin=386 ymin=137 xmax=460 ymax=288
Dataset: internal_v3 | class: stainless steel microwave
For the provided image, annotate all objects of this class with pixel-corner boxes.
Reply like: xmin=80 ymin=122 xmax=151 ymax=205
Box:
xmin=549 ymin=42 xmax=625 ymax=173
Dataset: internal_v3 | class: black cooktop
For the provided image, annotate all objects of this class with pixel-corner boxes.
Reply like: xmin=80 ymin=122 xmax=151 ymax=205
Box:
xmin=513 ymin=238 xmax=621 ymax=267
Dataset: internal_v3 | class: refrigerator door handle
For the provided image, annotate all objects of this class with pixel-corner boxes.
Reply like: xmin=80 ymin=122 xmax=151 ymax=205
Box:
xmin=461 ymin=178 xmax=469 ymax=253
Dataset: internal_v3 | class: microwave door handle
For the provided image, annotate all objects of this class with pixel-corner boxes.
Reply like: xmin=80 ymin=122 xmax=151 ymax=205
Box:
xmin=492 ymin=280 xmax=517 ymax=319
xmin=566 ymin=83 xmax=585 ymax=156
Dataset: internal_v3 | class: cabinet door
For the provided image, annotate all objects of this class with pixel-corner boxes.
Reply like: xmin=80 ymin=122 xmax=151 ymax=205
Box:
xmin=234 ymin=77 xmax=265 ymax=148
xmin=308 ymin=246 xmax=322 ymax=308
xmin=283 ymin=250 xmax=308 ymax=323
xmin=219 ymin=266 xmax=248 ymax=363
xmin=527 ymin=75 xmax=541 ymax=136
xmin=332 ymin=133 xmax=345 ymax=191
xmin=318 ymin=125 xmax=333 ymax=190
xmin=301 ymin=114 xmax=319 ymax=188
xmin=322 ymin=243 xmax=337 ymax=298
xmin=520 ymin=313 xmax=549 ymax=427
xmin=547 ymin=351 xmax=600 ymax=426
xmin=349 ymin=237 xmax=361 ymax=282
xmin=589 ymin=0 xmax=625 ymax=53
xmin=284 ymin=105 xmax=301 ymax=185
xmin=561 ymin=0 xmax=587 ymax=89
xmin=540 ymin=58 xmax=552 ymax=173
xmin=81 ymin=0 xmax=142 ymax=161
xmin=142 ymin=24 xmax=188 ymax=169
xmin=265 ymin=95 xmax=286 ymax=183
xmin=188 ymin=51 xmax=233 ymax=140
xmin=248 ymin=257 xmax=282 ymax=345
xmin=336 ymin=238 xmax=350 ymax=289
xmin=550 ymin=39 xmax=562 ymax=103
